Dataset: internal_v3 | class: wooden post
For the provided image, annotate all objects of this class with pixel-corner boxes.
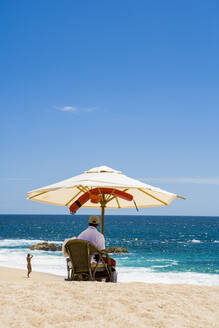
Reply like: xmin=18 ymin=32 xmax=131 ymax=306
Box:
xmin=101 ymin=203 xmax=105 ymax=235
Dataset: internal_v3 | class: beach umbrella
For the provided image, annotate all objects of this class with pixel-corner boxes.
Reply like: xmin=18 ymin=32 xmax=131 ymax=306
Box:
xmin=27 ymin=166 xmax=185 ymax=234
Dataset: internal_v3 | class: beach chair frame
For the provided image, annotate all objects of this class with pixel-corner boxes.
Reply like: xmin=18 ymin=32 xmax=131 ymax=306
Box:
xmin=65 ymin=239 xmax=112 ymax=282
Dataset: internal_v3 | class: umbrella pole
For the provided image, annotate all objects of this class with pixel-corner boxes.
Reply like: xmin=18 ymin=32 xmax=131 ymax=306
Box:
xmin=101 ymin=205 xmax=104 ymax=235
xmin=100 ymin=201 xmax=106 ymax=235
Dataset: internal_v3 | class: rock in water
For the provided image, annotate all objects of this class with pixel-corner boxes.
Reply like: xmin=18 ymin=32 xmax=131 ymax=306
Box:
xmin=29 ymin=243 xmax=128 ymax=253
xmin=105 ymin=246 xmax=128 ymax=253
xmin=29 ymin=242 xmax=62 ymax=251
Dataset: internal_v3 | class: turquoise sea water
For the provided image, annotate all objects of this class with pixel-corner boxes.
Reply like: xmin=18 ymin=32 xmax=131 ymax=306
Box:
xmin=0 ymin=215 xmax=218 ymax=285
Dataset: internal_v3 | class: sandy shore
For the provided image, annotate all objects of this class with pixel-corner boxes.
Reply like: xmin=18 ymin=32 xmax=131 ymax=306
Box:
xmin=0 ymin=267 xmax=218 ymax=328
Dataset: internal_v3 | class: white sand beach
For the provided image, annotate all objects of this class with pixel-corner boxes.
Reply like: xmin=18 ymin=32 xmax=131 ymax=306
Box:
xmin=0 ymin=267 xmax=218 ymax=328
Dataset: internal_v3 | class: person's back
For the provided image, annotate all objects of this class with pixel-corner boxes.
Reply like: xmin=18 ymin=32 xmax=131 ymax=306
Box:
xmin=78 ymin=219 xmax=105 ymax=250
xmin=77 ymin=215 xmax=117 ymax=283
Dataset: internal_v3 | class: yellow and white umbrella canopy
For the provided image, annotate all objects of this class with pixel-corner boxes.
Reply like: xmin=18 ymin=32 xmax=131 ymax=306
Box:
xmin=27 ymin=166 xmax=185 ymax=233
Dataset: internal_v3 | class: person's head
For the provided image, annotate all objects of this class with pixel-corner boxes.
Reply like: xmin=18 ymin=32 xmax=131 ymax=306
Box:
xmin=88 ymin=215 xmax=99 ymax=228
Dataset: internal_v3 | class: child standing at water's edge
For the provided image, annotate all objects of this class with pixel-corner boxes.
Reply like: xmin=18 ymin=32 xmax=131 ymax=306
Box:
xmin=26 ymin=253 xmax=33 ymax=278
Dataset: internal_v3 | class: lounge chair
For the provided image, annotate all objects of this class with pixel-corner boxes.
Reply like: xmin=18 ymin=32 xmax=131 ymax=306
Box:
xmin=64 ymin=239 xmax=112 ymax=282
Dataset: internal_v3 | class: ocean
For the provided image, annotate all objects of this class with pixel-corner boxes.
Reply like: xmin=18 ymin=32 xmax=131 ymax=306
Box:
xmin=0 ymin=214 xmax=218 ymax=285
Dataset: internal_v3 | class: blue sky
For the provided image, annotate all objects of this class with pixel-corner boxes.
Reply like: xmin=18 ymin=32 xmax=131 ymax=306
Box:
xmin=0 ymin=1 xmax=218 ymax=216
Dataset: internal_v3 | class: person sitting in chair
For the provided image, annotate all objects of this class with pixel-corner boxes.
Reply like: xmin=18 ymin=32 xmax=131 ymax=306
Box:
xmin=78 ymin=215 xmax=117 ymax=283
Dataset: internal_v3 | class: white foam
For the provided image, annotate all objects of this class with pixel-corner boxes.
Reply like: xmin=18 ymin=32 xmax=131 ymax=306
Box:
xmin=0 ymin=239 xmax=63 ymax=247
xmin=145 ymin=258 xmax=178 ymax=263
xmin=0 ymin=249 xmax=218 ymax=286
xmin=1 ymin=238 xmax=218 ymax=286
xmin=117 ymin=267 xmax=219 ymax=286
xmin=151 ymin=265 xmax=172 ymax=268
xmin=0 ymin=249 xmax=66 ymax=277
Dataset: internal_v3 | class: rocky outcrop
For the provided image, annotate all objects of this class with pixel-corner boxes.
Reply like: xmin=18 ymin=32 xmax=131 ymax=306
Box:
xmin=29 ymin=242 xmax=62 ymax=251
xmin=29 ymin=243 xmax=128 ymax=253
xmin=105 ymin=246 xmax=128 ymax=253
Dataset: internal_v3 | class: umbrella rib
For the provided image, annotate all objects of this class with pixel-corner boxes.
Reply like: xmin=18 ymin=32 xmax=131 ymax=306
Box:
xmin=28 ymin=190 xmax=50 ymax=200
xmin=177 ymin=195 xmax=186 ymax=200
xmin=138 ymin=188 xmax=168 ymax=206
xmin=104 ymin=188 xmax=116 ymax=202
xmin=103 ymin=189 xmax=121 ymax=206
xmin=65 ymin=185 xmax=90 ymax=207
xmin=78 ymin=185 xmax=90 ymax=193
xmin=65 ymin=189 xmax=83 ymax=207
xmin=115 ymin=197 xmax=121 ymax=208
xmin=106 ymin=188 xmax=129 ymax=203
xmin=97 ymin=187 xmax=103 ymax=201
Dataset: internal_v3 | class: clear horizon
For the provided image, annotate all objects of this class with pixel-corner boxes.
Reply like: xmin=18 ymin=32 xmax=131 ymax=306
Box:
xmin=0 ymin=214 xmax=218 ymax=217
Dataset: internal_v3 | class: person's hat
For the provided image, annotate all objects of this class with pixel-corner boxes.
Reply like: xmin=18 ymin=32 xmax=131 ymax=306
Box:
xmin=88 ymin=215 xmax=99 ymax=225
